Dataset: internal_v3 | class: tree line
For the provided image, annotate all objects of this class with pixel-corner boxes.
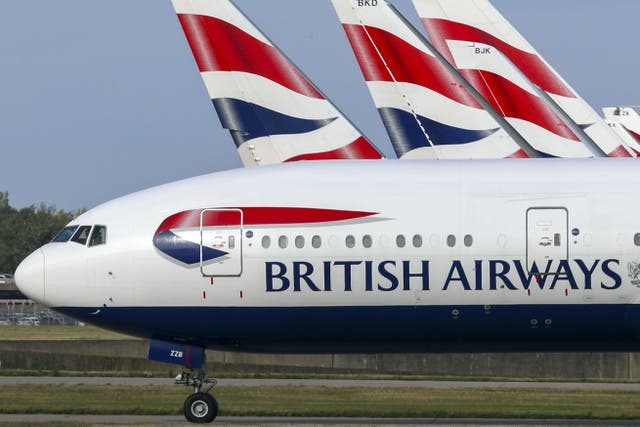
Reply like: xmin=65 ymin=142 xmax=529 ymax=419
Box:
xmin=0 ymin=192 xmax=84 ymax=274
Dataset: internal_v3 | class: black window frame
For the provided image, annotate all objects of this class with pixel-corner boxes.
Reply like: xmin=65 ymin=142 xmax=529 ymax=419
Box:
xmin=88 ymin=225 xmax=107 ymax=247
xmin=52 ymin=225 xmax=79 ymax=243
xmin=70 ymin=225 xmax=93 ymax=246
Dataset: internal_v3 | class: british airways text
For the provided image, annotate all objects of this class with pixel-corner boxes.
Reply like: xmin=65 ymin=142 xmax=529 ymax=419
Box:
xmin=265 ymin=259 xmax=622 ymax=292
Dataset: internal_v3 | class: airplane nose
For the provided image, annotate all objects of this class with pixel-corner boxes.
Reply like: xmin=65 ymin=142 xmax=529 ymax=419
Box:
xmin=15 ymin=249 xmax=45 ymax=305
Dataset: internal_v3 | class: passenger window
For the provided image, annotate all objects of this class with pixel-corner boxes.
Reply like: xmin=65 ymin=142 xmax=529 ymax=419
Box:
xmin=278 ymin=236 xmax=288 ymax=249
xmin=312 ymin=235 xmax=322 ymax=249
xmin=634 ymin=233 xmax=640 ymax=246
xmin=52 ymin=225 xmax=79 ymax=243
xmin=262 ymin=236 xmax=271 ymax=249
xmin=295 ymin=236 xmax=305 ymax=249
xmin=447 ymin=234 xmax=456 ymax=247
xmin=362 ymin=235 xmax=372 ymax=248
xmin=464 ymin=234 xmax=473 ymax=247
xmin=412 ymin=234 xmax=423 ymax=248
xmin=71 ymin=226 xmax=92 ymax=245
xmin=88 ymin=225 xmax=107 ymax=247
xmin=346 ymin=235 xmax=355 ymax=248
xmin=396 ymin=235 xmax=406 ymax=248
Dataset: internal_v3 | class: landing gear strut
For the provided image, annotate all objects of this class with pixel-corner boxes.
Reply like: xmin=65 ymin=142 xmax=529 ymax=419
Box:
xmin=176 ymin=368 xmax=218 ymax=423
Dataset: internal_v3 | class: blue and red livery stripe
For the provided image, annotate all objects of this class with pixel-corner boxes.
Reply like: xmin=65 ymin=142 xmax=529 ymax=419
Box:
xmin=154 ymin=207 xmax=379 ymax=266
xmin=424 ymin=18 xmax=575 ymax=98
xmin=284 ymin=137 xmax=383 ymax=162
xmin=457 ymin=69 xmax=580 ymax=142
xmin=177 ymin=14 xmax=323 ymax=99
xmin=625 ymin=127 xmax=640 ymax=144
xmin=157 ymin=207 xmax=378 ymax=234
xmin=213 ymin=98 xmax=338 ymax=146
xmin=342 ymin=24 xmax=481 ymax=108
xmin=378 ymin=107 xmax=499 ymax=155
xmin=153 ymin=231 xmax=228 ymax=265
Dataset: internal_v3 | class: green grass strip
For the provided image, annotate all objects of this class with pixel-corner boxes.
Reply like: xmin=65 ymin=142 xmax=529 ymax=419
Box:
xmin=0 ymin=325 xmax=131 ymax=341
xmin=0 ymin=385 xmax=639 ymax=419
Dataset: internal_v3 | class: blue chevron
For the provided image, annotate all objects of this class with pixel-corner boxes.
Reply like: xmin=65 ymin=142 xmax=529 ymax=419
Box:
xmin=213 ymin=98 xmax=337 ymax=147
xmin=153 ymin=231 xmax=227 ymax=266
xmin=378 ymin=107 xmax=499 ymax=156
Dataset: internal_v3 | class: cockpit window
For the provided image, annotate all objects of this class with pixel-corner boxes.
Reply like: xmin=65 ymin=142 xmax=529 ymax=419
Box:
xmin=70 ymin=226 xmax=93 ymax=245
xmin=88 ymin=225 xmax=107 ymax=247
xmin=52 ymin=226 xmax=79 ymax=242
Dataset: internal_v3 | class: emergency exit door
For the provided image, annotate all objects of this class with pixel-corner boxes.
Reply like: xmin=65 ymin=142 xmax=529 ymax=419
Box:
xmin=200 ymin=208 xmax=243 ymax=277
xmin=526 ymin=208 xmax=568 ymax=273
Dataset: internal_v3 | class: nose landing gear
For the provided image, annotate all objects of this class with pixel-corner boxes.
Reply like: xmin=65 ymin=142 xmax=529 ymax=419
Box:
xmin=176 ymin=368 xmax=218 ymax=423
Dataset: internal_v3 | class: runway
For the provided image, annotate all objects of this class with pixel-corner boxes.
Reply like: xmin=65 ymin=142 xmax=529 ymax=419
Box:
xmin=3 ymin=376 xmax=640 ymax=390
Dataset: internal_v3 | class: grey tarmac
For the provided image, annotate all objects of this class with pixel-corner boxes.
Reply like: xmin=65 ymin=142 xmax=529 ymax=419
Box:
xmin=0 ymin=415 xmax=639 ymax=426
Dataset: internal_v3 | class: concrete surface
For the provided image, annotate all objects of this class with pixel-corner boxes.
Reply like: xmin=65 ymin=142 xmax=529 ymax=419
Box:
xmin=0 ymin=414 xmax=637 ymax=426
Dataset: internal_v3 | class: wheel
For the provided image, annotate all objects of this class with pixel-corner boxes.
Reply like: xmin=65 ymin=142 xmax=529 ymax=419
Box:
xmin=183 ymin=392 xmax=218 ymax=423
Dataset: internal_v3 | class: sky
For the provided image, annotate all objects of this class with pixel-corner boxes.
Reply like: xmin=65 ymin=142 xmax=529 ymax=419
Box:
xmin=1 ymin=0 xmax=639 ymax=212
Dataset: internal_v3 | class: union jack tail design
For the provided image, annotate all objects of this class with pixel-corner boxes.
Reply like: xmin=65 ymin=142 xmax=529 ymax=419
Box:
xmin=331 ymin=0 xmax=525 ymax=159
xmin=412 ymin=0 xmax=633 ymax=158
xmin=603 ymin=107 xmax=640 ymax=156
xmin=172 ymin=0 xmax=383 ymax=166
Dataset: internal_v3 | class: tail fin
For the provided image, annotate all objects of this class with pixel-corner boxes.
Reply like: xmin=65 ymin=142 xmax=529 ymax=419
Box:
xmin=331 ymin=0 xmax=525 ymax=159
xmin=604 ymin=107 xmax=640 ymax=155
xmin=172 ymin=0 xmax=383 ymax=166
xmin=413 ymin=0 xmax=633 ymax=158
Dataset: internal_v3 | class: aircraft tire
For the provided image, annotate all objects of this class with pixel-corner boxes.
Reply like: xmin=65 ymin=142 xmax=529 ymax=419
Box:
xmin=184 ymin=392 xmax=218 ymax=423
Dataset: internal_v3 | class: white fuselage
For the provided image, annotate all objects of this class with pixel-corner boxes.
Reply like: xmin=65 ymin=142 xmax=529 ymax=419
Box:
xmin=15 ymin=159 xmax=640 ymax=352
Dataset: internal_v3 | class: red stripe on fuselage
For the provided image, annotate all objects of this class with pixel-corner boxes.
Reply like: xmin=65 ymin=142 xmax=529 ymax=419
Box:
xmin=177 ymin=14 xmax=323 ymax=99
xmin=342 ymin=24 xmax=480 ymax=108
xmin=423 ymin=18 xmax=575 ymax=99
xmin=284 ymin=137 xmax=383 ymax=161
xmin=156 ymin=207 xmax=378 ymax=235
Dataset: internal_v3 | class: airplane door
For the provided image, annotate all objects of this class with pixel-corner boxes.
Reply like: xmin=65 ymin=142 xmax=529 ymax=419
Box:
xmin=526 ymin=208 xmax=568 ymax=273
xmin=200 ymin=208 xmax=243 ymax=277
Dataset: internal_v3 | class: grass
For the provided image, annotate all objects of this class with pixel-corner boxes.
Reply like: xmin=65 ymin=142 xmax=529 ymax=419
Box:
xmin=0 ymin=384 xmax=639 ymax=419
xmin=0 ymin=325 xmax=132 ymax=341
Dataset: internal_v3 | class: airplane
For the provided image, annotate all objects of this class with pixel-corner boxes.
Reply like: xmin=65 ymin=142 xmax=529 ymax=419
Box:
xmin=14 ymin=157 xmax=640 ymax=422
xmin=412 ymin=0 xmax=634 ymax=158
xmin=331 ymin=0 xmax=529 ymax=159
xmin=172 ymin=0 xmax=384 ymax=165
xmin=12 ymin=1 xmax=640 ymax=425
xmin=603 ymin=107 xmax=640 ymax=156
